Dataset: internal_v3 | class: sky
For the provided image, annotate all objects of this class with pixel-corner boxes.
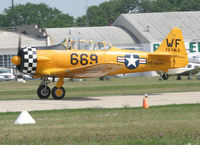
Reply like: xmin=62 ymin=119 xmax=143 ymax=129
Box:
xmin=0 ymin=0 xmax=109 ymax=18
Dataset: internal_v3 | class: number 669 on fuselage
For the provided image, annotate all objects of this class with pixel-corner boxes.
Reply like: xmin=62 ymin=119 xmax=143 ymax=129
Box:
xmin=11 ymin=27 xmax=188 ymax=99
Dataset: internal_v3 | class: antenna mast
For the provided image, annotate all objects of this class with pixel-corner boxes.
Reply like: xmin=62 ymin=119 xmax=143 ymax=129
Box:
xmin=11 ymin=0 xmax=15 ymax=27
xmin=86 ymin=0 xmax=89 ymax=26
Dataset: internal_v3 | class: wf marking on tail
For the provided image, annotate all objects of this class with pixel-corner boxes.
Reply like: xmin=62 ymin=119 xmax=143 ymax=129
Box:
xmin=166 ymin=39 xmax=181 ymax=47
xmin=166 ymin=39 xmax=181 ymax=52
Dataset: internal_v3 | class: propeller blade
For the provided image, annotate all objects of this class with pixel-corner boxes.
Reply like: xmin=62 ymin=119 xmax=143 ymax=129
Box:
xmin=17 ymin=35 xmax=21 ymax=56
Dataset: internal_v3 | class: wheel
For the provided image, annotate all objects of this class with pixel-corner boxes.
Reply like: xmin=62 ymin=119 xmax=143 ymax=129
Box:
xmin=37 ymin=85 xmax=51 ymax=99
xmin=52 ymin=87 xmax=65 ymax=99
xmin=177 ymin=75 xmax=181 ymax=80
xmin=162 ymin=73 xmax=168 ymax=80
xmin=99 ymin=76 xmax=104 ymax=81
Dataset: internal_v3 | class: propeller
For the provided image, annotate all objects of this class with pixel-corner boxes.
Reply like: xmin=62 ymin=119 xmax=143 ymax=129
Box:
xmin=10 ymin=35 xmax=36 ymax=82
xmin=17 ymin=34 xmax=21 ymax=56
xmin=11 ymin=35 xmax=22 ymax=67
xmin=11 ymin=35 xmax=24 ymax=81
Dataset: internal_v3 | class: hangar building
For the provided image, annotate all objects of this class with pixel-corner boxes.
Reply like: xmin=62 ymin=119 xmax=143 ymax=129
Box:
xmin=0 ymin=11 xmax=200 ymax=76
xmin=46 ymin=11 xmax=200 ymax=53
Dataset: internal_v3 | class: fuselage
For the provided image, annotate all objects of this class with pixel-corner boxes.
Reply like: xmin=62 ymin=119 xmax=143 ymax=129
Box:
xmin=35 ymin=46 xmax=171 ymax=78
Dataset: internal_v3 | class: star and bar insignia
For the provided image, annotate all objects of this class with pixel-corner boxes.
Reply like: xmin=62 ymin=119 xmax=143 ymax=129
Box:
xmin=117 ymin=54 xmax=147 ymax=69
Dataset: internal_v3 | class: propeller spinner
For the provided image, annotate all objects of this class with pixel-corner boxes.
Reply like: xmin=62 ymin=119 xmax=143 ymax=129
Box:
xmin=11 ymin=56 xmax=21 ymax=65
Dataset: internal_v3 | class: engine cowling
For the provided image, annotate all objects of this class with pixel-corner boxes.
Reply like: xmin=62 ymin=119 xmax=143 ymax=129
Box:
xmin=12 ymin=47 xmax=38 ymax=74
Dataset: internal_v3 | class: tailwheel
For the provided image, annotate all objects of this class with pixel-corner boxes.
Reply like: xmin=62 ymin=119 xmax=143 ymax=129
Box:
xmin=52 ymin=87 xmax=65 ymax=99
xmin=37 ymin=85 xmax=51 ymax=99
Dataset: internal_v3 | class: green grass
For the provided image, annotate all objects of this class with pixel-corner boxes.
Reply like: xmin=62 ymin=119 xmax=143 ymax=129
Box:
xmin=0 ymin=76 xmax=200 ymax=144
xmin=0 ymin=104 xmax=199 ymax=145
xmin=0 ymin=76 xmax=200 ymax=100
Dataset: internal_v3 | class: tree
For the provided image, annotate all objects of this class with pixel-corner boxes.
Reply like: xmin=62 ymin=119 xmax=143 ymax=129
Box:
xmin=80 ymin=0 xmax=200 ymax=27
xmin=76 ymin=15 xmax=87 ymax=27
xmin=83 ymin=0 xmax=138 ymax=26
xmin=0 ymin=14 xmax=4 ymax=27
xmin=2 ymin=0 xmax=199 ymax=28
xmin=87 ymin=5 xmax=108 ymax=26
xmin=139 ymin=0 xmax=175 ymax=12
xmin=138 ymin=0 xmax=200 ymax=12
xmin=178 ymin=0 xmax=200 ymax=11
xmin=2 ymin=3 xmax=74 ymax=28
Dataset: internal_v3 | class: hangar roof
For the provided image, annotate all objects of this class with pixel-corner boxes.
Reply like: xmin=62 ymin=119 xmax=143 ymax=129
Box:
xmin=0 ymin=30 xmax=46 ymax=49
xmin=46 ymin=26 xmax=137 ymax=47
xmin=114 ymin=11 xmax=200 ymax=43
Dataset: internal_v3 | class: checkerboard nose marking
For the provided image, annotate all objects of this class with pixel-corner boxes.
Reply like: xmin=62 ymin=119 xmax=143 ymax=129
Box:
xmin=22 ymin=47 xmax=37 ymax=74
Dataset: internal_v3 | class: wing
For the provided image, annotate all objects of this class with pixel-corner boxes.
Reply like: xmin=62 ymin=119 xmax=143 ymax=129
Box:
xmin=43 ymin=63 xmax=124 ymax=78
xmin=179 ymin=67 xmax=200 ymax=76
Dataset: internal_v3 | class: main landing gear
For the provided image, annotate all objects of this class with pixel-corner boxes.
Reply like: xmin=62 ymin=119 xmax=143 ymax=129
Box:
xmin=161 ymin=73 xmax=168 ymax=80
xmin=37 ymin=77 xmax=65 ymax=99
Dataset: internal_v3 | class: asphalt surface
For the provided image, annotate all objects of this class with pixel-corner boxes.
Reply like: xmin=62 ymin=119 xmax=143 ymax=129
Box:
xmin=0 ymin=92 xmax=200 ymax=112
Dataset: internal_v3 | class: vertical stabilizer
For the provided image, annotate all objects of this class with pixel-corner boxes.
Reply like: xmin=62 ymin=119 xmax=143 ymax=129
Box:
xmin=155 ymin=28 xmax=188 ymax=68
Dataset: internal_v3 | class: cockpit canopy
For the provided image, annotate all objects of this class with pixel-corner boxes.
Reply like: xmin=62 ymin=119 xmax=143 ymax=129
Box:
xmin=37 ymin=38 xmax=112 ymax=51
xmin=63 ymin=38 xmax=112 ymax=51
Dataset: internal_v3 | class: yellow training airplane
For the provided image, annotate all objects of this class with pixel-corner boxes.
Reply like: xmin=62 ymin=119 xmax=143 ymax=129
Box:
xmin=11 ymin=27 xmax=188 ymax=99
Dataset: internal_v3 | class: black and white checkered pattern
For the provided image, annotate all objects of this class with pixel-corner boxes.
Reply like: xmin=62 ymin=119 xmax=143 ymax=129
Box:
xmin=22 ymin=47 xmax=37 ymax=74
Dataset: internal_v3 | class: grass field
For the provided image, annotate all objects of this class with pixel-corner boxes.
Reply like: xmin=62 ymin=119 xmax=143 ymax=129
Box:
xmin=0 ymin=76 xmax=200 ymax=144
xmin=0 ymin=104 xmax=199 ymax=145
xmin=0 ymin=76 xmax=200 ymax=100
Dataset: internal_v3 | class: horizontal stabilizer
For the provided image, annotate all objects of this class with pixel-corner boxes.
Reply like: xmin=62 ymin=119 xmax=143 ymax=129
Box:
xmin=149 ymin=52 xmax=186 ymax=58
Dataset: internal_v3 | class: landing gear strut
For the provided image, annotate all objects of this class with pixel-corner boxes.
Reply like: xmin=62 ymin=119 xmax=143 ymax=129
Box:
xmin=177 ymin=75 xmax=181 ymax=80
xmin=188 ymin=75 xmax=192 ymax=80
xmin=37 ymin=77 xmax=66 ymax=99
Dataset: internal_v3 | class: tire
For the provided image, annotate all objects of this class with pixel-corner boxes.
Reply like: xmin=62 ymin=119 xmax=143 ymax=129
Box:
xmin=177 ymin=75 xmax=181 ymax=80
xmin=99 ymin=76 xmax=104 ymax=81
xmin=52 ymin=87 xmax=65 ymax=99
xmin=162 ymin=73 xmax=168 ymax=80
xmin=37 ymin=85 xmax=51 ymax=99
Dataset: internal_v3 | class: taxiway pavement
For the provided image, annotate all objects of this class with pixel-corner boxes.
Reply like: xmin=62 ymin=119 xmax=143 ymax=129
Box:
xmin=0 ymin=92 xmax=199 ymax=112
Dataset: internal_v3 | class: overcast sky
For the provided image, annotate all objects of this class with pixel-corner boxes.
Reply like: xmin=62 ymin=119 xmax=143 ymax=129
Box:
xmin=0 ymin=0 xmax=109 ymax=18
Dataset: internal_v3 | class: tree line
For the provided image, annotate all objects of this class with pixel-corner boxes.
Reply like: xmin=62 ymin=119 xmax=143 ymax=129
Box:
xmin=0 ymin=3 xmax=74 ymax=28
xmin=0 ymin=0 xmax=199 ymax=28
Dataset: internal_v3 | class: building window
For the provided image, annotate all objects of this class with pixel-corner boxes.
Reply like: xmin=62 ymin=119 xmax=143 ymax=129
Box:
xmin=0 ymin=55 xmax=15 ymax=68
xmin=0 ymin=55 xmax=3 ymax=67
